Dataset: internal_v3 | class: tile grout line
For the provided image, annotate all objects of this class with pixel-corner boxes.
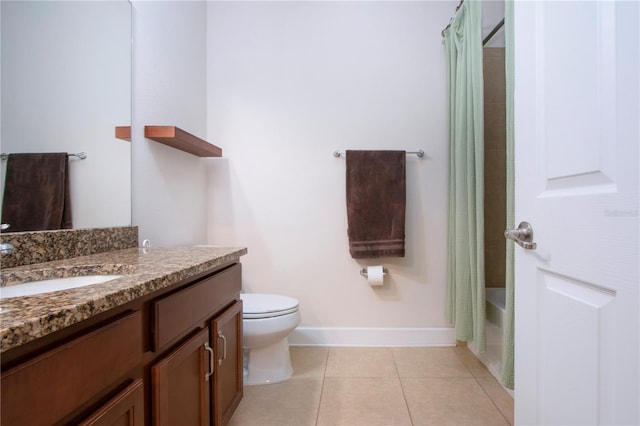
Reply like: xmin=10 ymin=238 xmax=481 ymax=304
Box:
xmin=391 ymin=348 xmax=416 ymax=426
xmin=453 ymin=348 xmax=513 ymax=426
xmin=475 ymin=376 xmax=512 ymax=426
xmin=314 ymin=347 xmax=331 ymax=426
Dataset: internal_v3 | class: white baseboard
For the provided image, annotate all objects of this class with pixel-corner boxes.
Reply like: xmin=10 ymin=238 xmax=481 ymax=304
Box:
xmin=289 ymin=326 xmax=456 ymax=347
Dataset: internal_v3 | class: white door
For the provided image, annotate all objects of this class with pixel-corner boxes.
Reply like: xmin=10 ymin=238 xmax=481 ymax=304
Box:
xmin=513 ymin=1 xmax=639 ymax=425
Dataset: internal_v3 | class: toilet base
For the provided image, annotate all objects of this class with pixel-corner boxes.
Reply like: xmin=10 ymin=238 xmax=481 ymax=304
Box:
xmin=243 ymin=338 xmax=293 ymax=385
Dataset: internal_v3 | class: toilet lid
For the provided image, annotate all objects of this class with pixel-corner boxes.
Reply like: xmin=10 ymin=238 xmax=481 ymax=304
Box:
xmin=240 ymin=293 xmax=299 ymax=319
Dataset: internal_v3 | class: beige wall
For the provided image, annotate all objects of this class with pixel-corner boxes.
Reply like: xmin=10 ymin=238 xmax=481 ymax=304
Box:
xmin=206 ymin=1 xmax=456 ymax=346
xmin=132 ymin=1 xmax=208 ymax=247
xmin=483 ymin=48 xmax=506 ymax=288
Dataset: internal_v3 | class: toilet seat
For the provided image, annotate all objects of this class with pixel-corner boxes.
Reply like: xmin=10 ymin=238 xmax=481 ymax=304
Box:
xmin=241 ymin=293 xmax=299 ymax=319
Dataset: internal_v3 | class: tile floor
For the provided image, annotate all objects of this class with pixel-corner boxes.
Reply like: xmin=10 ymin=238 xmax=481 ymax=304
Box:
xmin=229 ymin=346 xmax=513 ymax=426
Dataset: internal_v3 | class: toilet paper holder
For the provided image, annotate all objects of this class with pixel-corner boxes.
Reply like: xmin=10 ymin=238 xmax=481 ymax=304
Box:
xmin=360 ymin=267 xmax=389 ymax=278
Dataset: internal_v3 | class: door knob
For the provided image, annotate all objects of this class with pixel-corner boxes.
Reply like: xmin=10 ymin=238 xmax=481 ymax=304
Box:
xmin=504 ymin=221 xmax=537 ymax=250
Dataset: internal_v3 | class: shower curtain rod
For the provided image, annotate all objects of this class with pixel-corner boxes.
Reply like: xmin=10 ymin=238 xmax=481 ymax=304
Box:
xmin=441 ymin=0 xmax=505 ymax=47
xmin=441 ymin=0 xmax=464 ymax=38
xmin=483 ymin=18 xmax=505 ymax=46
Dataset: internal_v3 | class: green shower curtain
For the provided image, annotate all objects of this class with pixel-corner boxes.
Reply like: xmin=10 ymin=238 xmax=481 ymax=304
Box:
xmin=502 ymin=0 xmax=515 ymax=389
xmin=444 ymin=0 xmax=486 ymax=352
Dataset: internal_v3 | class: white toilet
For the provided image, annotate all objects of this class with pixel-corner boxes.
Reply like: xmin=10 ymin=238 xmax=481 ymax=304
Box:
xmin=240 ymin=293 xmax=301 ymax=385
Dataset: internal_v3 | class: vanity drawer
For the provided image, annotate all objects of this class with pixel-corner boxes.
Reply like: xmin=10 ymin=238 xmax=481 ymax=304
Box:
xmin=1 ymin=311 xmax=142 ymax=425
xmin=151 ymin=263 xmax=241 ymax=351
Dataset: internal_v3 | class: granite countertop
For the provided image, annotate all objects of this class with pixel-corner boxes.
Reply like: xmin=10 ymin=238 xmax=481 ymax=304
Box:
xmin=0 ymin=246 xmax=247 ymax=353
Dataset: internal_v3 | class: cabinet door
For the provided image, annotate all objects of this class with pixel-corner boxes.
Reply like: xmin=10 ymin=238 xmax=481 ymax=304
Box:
xmin=211 ymin=300 xmax=243 ymax=426
xmin=0 ymin=311 xmax=142 ymax=425
xmin=152 ymin=328 xmax=211 ymax=426
xmin=79 ymin=379 xmax=144 ymax=426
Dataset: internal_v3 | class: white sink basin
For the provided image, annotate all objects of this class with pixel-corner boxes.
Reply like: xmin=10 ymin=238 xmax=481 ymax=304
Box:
xmin=0 ymin=275 xmax=123 ymax=299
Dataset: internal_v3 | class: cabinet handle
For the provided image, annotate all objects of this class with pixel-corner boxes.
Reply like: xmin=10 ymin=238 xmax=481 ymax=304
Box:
xmin=204 ymin=342 xmax=214 ymax=381
xmin=217 ymin=332 xmax=227 ymax=366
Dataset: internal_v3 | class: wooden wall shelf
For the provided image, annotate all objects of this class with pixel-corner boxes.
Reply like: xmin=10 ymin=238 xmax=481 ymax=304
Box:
xmin=144 ymin=126 xmax=222 ymax=157
xmin=115 ymin=126 xmax=131 ymax=141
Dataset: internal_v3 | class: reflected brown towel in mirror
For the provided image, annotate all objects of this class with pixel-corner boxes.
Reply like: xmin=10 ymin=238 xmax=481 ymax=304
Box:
xmin=346 ymin=150 xmax=406 ymax=259
xmin=1 ymin=153 xmax=72 ymax=232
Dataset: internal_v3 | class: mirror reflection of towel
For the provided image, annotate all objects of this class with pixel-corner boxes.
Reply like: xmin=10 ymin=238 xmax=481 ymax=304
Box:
xmin=1 ymin=153 xmax=72 ymax=232
xmin=346 ymin=150 xmax=406 ymax=259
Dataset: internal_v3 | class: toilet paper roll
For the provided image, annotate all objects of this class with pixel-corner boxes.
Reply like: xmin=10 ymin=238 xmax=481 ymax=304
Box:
xmin=367 ymin=265 xmax=385 ymax=286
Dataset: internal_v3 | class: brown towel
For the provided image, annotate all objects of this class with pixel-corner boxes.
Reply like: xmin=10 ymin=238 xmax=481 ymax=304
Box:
xmin=1 ymin=153 xmax=72 ymax=232
xmin=346 ymin=150 xmax=406 ymax=259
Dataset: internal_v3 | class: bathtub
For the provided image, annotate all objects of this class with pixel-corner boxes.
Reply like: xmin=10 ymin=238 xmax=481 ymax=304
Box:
xmin=469 ymin=287 xmax=507 ymax=388
xmin=485 ymin=287 xmax=506 ymax=328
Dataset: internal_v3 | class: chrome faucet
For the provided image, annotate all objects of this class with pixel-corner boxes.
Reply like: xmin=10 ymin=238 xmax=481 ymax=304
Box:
xmin=0 ymin=243 xmax=13 ymax=256
xmin=1 ymin=223 xmax=14 ymax=256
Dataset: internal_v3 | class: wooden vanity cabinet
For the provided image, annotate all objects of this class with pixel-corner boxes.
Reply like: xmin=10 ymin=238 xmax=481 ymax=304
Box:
xmin=150 ymin=264 xmax=243 ymax=426
xmin=151 ymin=301 xmax=243 ymax=426
xmin=0 ymin=311 xmax=143 ymax=426
xmin=211 ymin=300 xmax=243 ymax=426
xmin=0 ymin=260 xmax=244 ymax=426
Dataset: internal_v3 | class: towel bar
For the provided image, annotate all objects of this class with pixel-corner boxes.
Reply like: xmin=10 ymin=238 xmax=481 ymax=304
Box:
xmin=0 ymin=152 xmax=87 ymax=161
xmin=359 ymin=267 xmax=390 ymax=278
xmin=333 ymin=150 xmax=424 ymax=158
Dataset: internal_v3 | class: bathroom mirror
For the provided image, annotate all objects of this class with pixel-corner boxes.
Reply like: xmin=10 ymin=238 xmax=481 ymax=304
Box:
xmin=0 ymin=0 xmax=131 ymax=231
